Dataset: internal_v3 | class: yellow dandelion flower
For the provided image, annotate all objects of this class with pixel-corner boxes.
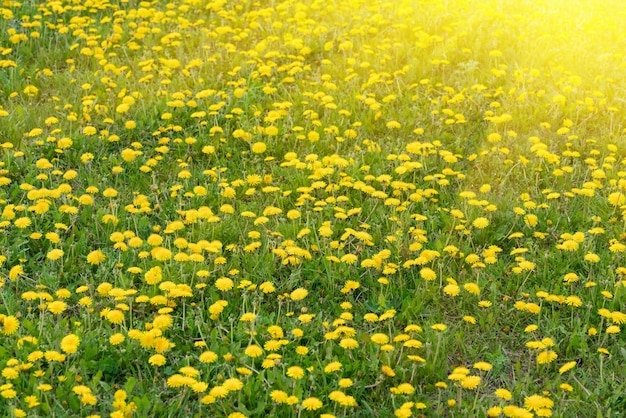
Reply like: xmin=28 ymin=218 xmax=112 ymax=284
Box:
xmin=144 ymin=266 xmax=162 ymax=285
xmin=47 ymin=301 xmax=67 ymax=315
xmin=60 ymin=334 xmax=80 ymax=354
xmin=46 ymin=249 xmax=64 ymax=261
xmin=431 ymin=323 xmax=447 ymax=331
xmin=494 ymin=388 xmax=512 ymax=400
xmin=1 ymin=316 xmax=19 ymax=335
xmin=270 ymin=390 xmax=289 ymax=403
xmin=23 ymin=85 xmax=39 ymax=96
xmin=240 ymin=312 xmax=256 ymax=322
xmin=290 ymin=288 xmax=308 ymax=300
xmin=106 ymin=310 xmax=125 ymax=325
xmin=8 ymin=265 xmax=23 ymax=281
xmin=391 ymin=383 xmax=415 ymax=395
xmin=420 ymin=267 xmax=436 ymax=281
xmin=563 ymin=272 xmax=579 ymax=283
xmin=215 ymin=277 xmax=234 ymax=291
xmin=324 ymin=362 xmax=342 ymax=373
xmin=537 ymin=350 xmax=558 ymax=364
xmin=472 ymin=217 xmax=489 ymax=229
xmin=381 ymin=365 xmax=396 ymax=377
xmin=394 ymin=407 xmax=411 ymax=418
xmin=525 ymin=324 xmax=538 ymax=332
xmin=584 ymin=252 xmax=600 ymax=263
xmin=14 ymin=217 xmax=31 ymax=228
xmin=370 ymin=333 xmax=389 ymax=345
xmin=223 ymin=378 xmax=243 ymax=392
xmin=244 ymin=345 xmax=263 ymax=358
xmin=487 ymin=406 xmax=503 ymax=417
xmin=191 ymin=382 xmax=208 ymax=393
xmin=608 ymin=192 xmax=626 ymax=206
xmin=148 ymin=354 xmax=166 ymax=366
xmin=463 ymin=283 xmax=480 ymax=295
xmin=86 ymin=250 xmax=106 ymax=265
xmin=338 ymin=378 xmax=353 ymax=388
xmin=461 ymin=375 xmax=481 ymax=389
xmin=199 ymin=351 xmax=218 ymax=363
xmin=109 ymin=333 xmax=125 ymax=345
xmin=473 ymin=362 xmax=492 ymax=371
xmin=556 ymin=361 xmax=576 ymax=374
xmin=287 ymin=209 xmax=301 ymax=219
xmin=286 ymin=366 xmax=304 ymax=379
xmin=301 ymin=397 xmax=323 ymax=411
xmin=2 ymin=368 xmax=19 ymax=379
xmin=251 ymin=142 xmax=266 ymax=154
xmin=524 ymin=394 xmax=554 ymax=411
xmin=339 ymin=338 xmax=358 ymax=349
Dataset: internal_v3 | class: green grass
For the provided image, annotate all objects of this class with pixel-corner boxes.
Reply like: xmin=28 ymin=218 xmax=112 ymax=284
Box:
xmin=1 ymin=0 xmax=626 ymax=417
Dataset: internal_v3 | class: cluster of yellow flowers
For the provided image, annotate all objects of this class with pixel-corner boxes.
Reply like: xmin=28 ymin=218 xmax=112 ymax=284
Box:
xmin=1 ymin=0 xmax=626 ymax=416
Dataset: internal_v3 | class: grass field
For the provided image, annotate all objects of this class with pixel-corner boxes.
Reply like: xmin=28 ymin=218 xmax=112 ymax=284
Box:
xmin=1 ymin=0 xmax=626 ymax=416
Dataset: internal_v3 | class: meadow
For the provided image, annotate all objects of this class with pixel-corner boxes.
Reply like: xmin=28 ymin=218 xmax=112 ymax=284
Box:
xmin=1 ymin=0 xmax=626 ymax=416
